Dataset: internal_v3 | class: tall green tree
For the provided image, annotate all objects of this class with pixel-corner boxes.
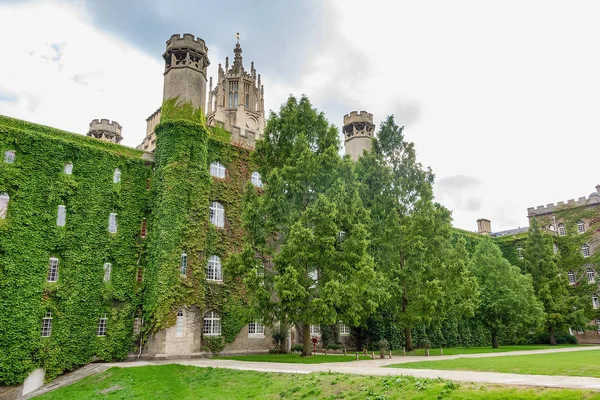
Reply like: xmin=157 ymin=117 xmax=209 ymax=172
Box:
xmin=469 ymin=239 xmax=544 ymax=348
xmin=230 ymin=96 xmax=384 ymax=356
xmin=356 ymin=116 xmax=478 ymax=350
xmin=523 ymin=218 xmax=588 ymax=344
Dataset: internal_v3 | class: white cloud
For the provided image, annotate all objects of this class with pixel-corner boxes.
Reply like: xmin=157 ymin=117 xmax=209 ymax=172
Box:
xmin=0 ymin=1 xmax=163 ymax=148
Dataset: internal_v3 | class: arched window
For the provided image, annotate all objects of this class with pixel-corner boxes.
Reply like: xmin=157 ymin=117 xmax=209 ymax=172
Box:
xmin=47 ymin=257 xmax=59 ymax=282
xmin=103 ymin=262 xmax=112 ymax=282
xmin=4 ymin=150 xmax=15 ymax=163
xmin=0 ymin=193 xmax=8 ymax=219
xmin=113 ymin=168 xmax=121 ymax=183
xmin=176 ymin=309 xmax=184 ymax=336
xmin=517 ymin=245 xmax=523 ymax=260
xmin=210 ymin=162 xmax=226 ymax=178
xmin=582 ymin=243 xmax=591 ymax=258
xmin=64 ymin=163 xmax=73 ymax=175
xmin=251 ymin=171 xmax=262 ymax=187
xmin=587 ymin=268 xmax=595 ymax=283
xmin=41 ymin=312 xmax=52 ymax=337
xmin=228 ymin=91 xmax=233 ymax=108
xmin=210 ymin=202 xmax=224 ymax=227
xmin=56 ymin=205 xmax=66 ymax=227
xmin=203 ymin=311 xmax=221 ymax=336
xmin=549 ymin=224 xmax=556 ymax=232
xmin=568 ymin=271 xmax=576 ymax=284
xmin=108 ymin=213 xmax=117 ymax=233
xmin=592 ymin=293 xmax=599 ymax=309
xmin=245 ymin=93 xmax=250 ymax=108
xmin=577 ymin=220 xmax=585 ymax=233
xmin=97 ymin=313 xmax=108 ymax=336
xmin=558 ymin=223 xmax=566 ymax=236
xmin=206 ymin=255 xmax=223 ymax=281
xmin=180 ymin=253 xmax=187 ymax=276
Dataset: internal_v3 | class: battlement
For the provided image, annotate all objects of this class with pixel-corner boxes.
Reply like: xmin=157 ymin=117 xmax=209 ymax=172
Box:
xmin=527 ymin=186 xmax=600 ymax=216
xmin=89 ymin=119 xmax=122 ymax=134
xmin=343 ymin=111 xmax=374 ymax=125
xmin=165 ymin=33 xmax=208 ymax=53
xmin=87 ymin=119 xmax=123 ymax=144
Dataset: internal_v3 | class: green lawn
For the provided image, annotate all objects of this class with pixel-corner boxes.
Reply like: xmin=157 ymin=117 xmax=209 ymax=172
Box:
xmin=35 ymin=364 xmax=600 ymax=399
xmin=217 ymin=353 xmax=372 ymax=363
xmin=393 ymin=344 xmax=578 ymax=357
xmin=389 ymin=349 xmax=600 ymax=378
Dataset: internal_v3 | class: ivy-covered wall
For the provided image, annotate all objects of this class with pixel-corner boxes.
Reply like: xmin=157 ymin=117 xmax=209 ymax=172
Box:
xmin=0 ymin=116 xmax=151 ymax=385
xmin=142 ymin=101 xmax=255 ymax=351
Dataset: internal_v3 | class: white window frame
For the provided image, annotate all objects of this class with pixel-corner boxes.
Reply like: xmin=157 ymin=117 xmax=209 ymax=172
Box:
xmin=587 ymin=268 xmax=595 ymax=284
xmin=103 ymin=262 xmax=112 ymax=282
xmin=582 ymin=243 xmax=590 ymax=258
xmin=133 ymin=317 xmax=141 ymax=335
xmin=248 ymin=321 xmax=265 ymax=337
xmin=206 ymin=255 xmax=223 ymax=282
xmin=108 ymin=213 xmax=117 ymax=233
xmin=0 ymin=193 xmax=9 ymax=219
xmin=517 ymin=245 xmax=523 ymax=260
xmin=310 ymin=324 xmax=321 ymax=336
xmin=4 ymin=150 xmax=15 ymax=164
xmin=577 ymin=220 xmax=585 ymax=234
xmin=558 ymin=223 xmax=566 ymax=236
xmin=41 ymin=312 xmax=52 ymax=337
xmin=56 ymin=205 xmax=66 ymax=227
xmin=97 ymin=313 xmax=108 ymax=336
xmin=593 ymin=293 xmax=600 ymax=310
xmin=64 ymin=163 xmax=73 ymax=175
xmin=338 ymin=321 xmax=351 ymax=336
xmin=210 ymin=162 xmax=226 ymax=179
xmin=203 ymin=311 xmax=221 ymax=336
xmin=180 ymin=253 xmax=187 ymax=276
xmin=113 ymin=168 xmax=121 ymax=183
xmin=209 ymin=202 xmax=224 ymax=227
xmin=251 ymin=171 xmax=263 ymax=187
xmin=568 ymin=271 xmax=576 ymax=285
xmin=176 ymin=309 xmax=184 ymax=337
xmin=47 ymin=257 xmax=59 ymax=282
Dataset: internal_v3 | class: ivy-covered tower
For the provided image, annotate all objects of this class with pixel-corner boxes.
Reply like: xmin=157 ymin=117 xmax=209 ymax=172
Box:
xmin=343 ymin=111 xmax=374 ymax=161
xmin=206 ymin=34 xmax=265 ymax=147
xmin=162 ymin=34 xmax=210 ymax=111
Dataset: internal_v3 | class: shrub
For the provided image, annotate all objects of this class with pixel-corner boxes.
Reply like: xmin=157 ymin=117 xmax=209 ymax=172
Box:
xmin=291 ymin=344 xmax=304 ymax=353
xmin=203 ymin=336 xmax=225 ymax=356
xmin=271 ymin=330 xmax=287 ymax=353
xmin=326 ymin=343 xmax=342 ymax=350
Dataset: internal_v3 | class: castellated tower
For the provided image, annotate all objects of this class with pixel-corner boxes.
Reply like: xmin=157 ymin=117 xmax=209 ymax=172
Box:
xmin=206 ymin=36 xmax=265 ymax=148
xmin=86 ymin=119 xmax=123 ymax=144
xmin=162 ymin=34 xmax=210 ymax=111
xmin=343 ymin=111 xmax=374 ymax=161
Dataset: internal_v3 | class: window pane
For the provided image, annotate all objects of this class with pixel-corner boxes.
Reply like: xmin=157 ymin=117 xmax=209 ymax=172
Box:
xmin=4 ymin=150 xmax=15 ymax=163
xmin=57 ymin=205 xmax=66 ymax=227
xmin=113 ymin=168 xmax=121 ymax=183
xmin=108 ymin=213 xmax=118 ymax=233
xmin=47 ymin=257 xmax=59 ymax=282
xmin=103 ymin=262 xmax=112 ymax=282
xmin=64 ymin=163 xmax=73 ymax=175
xmin=0 ymin=193 xmax=9 ymax=219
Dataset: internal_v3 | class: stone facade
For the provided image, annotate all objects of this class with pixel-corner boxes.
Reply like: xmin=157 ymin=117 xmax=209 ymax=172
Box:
xmin=206 ymin=38 xmax=265 ymax=148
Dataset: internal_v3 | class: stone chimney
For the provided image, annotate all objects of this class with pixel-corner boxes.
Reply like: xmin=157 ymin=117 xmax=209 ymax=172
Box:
xmin=477 ymin=218 xmax=492 ymax=235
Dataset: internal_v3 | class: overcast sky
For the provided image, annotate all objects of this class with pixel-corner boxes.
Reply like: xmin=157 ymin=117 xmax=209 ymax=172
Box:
xmin=1 ymin=0 xmax=599 ymax=233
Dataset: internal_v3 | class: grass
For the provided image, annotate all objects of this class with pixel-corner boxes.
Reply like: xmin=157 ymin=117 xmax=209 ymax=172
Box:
xmin=393 ymin=344 xmax=578 ymax=357
xmin=217 ymin=353 xmax=372 ymax=363
xmin=389 ymin=349 xmax=600 ymax=378
xmin=35 ymin=364 xmax=600 ymax=399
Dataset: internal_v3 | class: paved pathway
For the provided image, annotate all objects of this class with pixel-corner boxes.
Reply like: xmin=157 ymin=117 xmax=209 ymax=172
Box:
xmin=26 ymin=346 xmax=600 ymax=398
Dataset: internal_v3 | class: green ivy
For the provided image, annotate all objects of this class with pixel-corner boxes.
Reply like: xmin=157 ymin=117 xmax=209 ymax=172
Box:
xmin=0 ymin=116 xmax=150 ymax=385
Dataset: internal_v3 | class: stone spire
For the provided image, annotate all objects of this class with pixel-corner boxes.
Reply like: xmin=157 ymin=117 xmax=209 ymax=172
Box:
xmin=232 ymin=32 xmax=243 ymax=72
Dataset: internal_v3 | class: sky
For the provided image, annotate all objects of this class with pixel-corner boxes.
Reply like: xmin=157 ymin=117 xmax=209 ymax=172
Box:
xmin=1 ymin=0 xmax=599 ymax=233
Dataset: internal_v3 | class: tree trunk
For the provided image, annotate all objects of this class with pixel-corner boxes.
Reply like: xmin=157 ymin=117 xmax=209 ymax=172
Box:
xmin=491 ymin=331 xmax=499 ymax=349
xmin=548 ymin=327 xmax=557 ymax=346
xmin=301 ymin=324 xmax=312 ymax=357
xmin=405 ymin=326 xmax=413 ymax=351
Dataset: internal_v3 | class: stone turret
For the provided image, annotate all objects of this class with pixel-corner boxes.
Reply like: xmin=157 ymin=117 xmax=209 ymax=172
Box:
xmin=162 ymin=33 xmax=210 ymax=111
xmin=87 ymin=119 xmax=123 ymax=144
xmin=206 ymin=34 xmax=265 ymax=148
xmin=343 ymin=111 xmax=374 ymax=161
